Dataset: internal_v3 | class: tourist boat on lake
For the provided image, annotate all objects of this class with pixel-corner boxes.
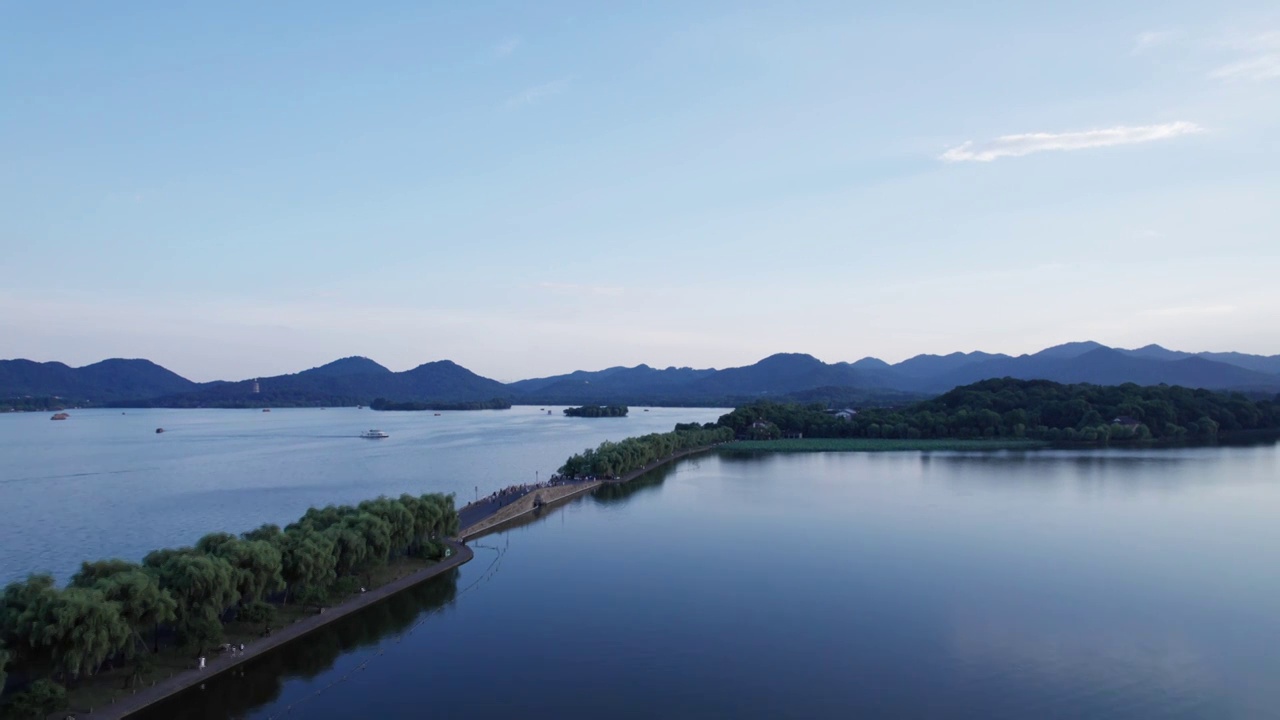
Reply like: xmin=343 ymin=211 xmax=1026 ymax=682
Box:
xmin=50 ymin=412 xmax=69 ymax=421
xmin=360 ymin=429 xmax=389 ymax=439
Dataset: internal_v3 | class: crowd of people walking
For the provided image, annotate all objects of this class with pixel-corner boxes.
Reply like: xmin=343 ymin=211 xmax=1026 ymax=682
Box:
xmin=472 ymin=474 xmax=583 ymax=508
xmin=459 ymin=474 xmax=609 ymax=528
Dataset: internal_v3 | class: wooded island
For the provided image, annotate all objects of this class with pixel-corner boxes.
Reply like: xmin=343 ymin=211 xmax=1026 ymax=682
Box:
xmin=563 ymin=405 xmax=628 ymax=418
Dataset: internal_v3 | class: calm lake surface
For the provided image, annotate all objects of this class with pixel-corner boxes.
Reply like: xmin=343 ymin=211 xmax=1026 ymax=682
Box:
xmin=131 ymin=442 xmax=1279 ymax=720
xmin=0 ymin=406 xmax=725 ymax=583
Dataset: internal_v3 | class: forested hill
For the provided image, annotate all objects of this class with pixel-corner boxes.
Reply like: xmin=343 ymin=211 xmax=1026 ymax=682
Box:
xmin=512 ymin=345 xmax=1280 ymax=403
xmin=113 ymin=359 xmax=510 ymax=408
xmin=718 ymin=379 xmax=1280 ymax=444
xmin=0 ymin=359 xmax=196 ymax=403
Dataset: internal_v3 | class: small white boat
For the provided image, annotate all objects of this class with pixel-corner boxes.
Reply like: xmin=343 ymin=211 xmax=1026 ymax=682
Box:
xmin=360 ymin=429 xmax=389 ymax=439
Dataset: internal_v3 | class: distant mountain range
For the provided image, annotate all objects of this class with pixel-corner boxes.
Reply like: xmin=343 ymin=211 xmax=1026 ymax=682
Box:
xmin=0 ymin=359 xmax=197 ymax=403
xmin=510 ymin=343 xmax=1280 ymax=404
xmin=4 ymin=342 xmax=1279 ymax=409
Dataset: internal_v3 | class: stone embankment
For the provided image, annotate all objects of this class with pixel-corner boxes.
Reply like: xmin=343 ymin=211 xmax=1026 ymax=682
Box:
xmin=459 ymin=481 xmax=602 ymax=540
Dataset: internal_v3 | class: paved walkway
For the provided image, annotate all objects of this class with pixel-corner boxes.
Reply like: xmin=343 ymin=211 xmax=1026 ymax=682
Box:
xmin=100 ymin=541 xmax=473 ymax=720
xmin=457 ymin=480 xmax=595 ymax=529
xmin=459 ymin=481 xmax=602 ymax=540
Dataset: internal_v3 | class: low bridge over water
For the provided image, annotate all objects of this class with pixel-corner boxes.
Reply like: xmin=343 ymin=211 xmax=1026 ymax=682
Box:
xmin=455 ymin=444 xmax=723 ymax=540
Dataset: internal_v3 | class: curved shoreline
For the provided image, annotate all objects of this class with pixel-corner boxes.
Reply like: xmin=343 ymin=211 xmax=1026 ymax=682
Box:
xmin=104 ymin=541 xmax=473 ymax=720
xmin=107 ymin=445 xmax=719 ymax=719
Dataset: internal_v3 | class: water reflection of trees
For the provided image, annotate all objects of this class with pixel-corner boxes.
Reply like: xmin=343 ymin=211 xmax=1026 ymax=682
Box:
xmin=591 ymin=462 xmax=681 ymax=504
xmin=132 ymin=569 xmax=460 ymax=720
xmin=714 ymin=449 xmax=775 ymax=465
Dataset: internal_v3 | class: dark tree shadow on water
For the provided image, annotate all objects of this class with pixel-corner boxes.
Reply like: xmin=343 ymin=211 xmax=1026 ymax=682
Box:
xmin=130 ymin=569 xmax=460 ymax=720
xmin=590 ymin=462 xmax=682 ymax=505
xmin=714 ymin=449 xmax=775 ymax=464
xmin=476 ymin=461 xmax=697 ymax=539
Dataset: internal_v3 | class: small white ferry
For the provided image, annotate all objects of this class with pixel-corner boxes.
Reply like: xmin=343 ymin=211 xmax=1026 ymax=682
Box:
xmin=360 ymin=429 xmax=389 ymax=439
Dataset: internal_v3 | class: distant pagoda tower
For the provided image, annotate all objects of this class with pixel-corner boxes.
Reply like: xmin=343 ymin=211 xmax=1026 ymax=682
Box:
xmin=251 ymin=379 xmax=261 ymax=394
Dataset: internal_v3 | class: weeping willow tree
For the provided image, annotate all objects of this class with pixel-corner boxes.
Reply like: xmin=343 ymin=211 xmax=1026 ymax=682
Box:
xmin=0 ymin=492 xmax=460 ymax=691
xmin=0 ymin=574 xmax=61 ymax=678
xmin=43 ymin=587 xmax=132 ymax=682
xmin=71 ymin=561 xmax=178 ymax=657
xmin=0 ymin=576 xmax=132 ymax=686
xmin=272 ymin=527 xmax=337 ymax=606
xmin=69 ymin=559 xmax=138 ymax=589
xmin=559 ymin=424 xmax=734 ymax=478
xmin=143 ymin=550 xmax=239 ymax=654
xmin=196 ymin=534 xmax=285 ymax=608
xmin=100 ymin=569 xmax=176 ymax=657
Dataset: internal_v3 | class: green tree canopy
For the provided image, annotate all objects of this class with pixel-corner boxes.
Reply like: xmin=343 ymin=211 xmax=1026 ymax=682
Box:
xmin=41 ymin=586 xmax=132 ymax=680
xmin=241 ymin=523 xmax=283 ymax=543
xmin=93 ymin=569 xmax=176 ymax=657
xmin=1 ymin=492 xmax=460 ymax=689
xmin=563 ymin=405 xmax=629 ymax=417
xmin=357 ymin=498 xmax=415 ymax=559
xmin=558 ymin=425 xmax=734 ymax=478
xmin=0 ymin=575 xmax=61 ymax=671
xmin=277 ymin=527 xmax=337 ymax=605
xmin=68 ymin=559 xmax=140 ymax=589
xmin=4 ymin=678 xmax=67 ymax=719
xmin=716 ymin=380 xmax=1280 ymax=444
xmin=197 ymin=536 xmax=285 ymax=607
xmin=147 ymin=552 xmax=238 ymax=651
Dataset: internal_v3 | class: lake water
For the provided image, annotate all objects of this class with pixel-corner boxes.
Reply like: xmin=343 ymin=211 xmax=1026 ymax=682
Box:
xmin=0 ymin=406 xmax=725 ymax=583
xmin=132 ymin=442 xmax=1280 ymax=719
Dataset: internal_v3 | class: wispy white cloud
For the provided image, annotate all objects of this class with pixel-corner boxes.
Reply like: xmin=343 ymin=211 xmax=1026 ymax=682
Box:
xmin=1131 ymin=30 xmax=1181 ymax=55
xmin=1210 ymin=55 xmax=1280 ymax=81
xmin=940 ymin=122 xmax=1204 ymax=163
xmin=538 ymin=282 xmax=624 ymax=297
xmin=1210 ymin=30 xmax=1280 ymax=81
xmin=494 ymin=37 xmax=521 ymax=59
xmin=1221 ymin=30 xmax=1280 ymax=53
xmin=505 ymin=77 xmax=570 ymax=109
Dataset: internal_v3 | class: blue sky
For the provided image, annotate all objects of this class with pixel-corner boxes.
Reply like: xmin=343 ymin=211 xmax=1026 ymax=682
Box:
xmin=3 ymin=1 xmax=1278 ymax=381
